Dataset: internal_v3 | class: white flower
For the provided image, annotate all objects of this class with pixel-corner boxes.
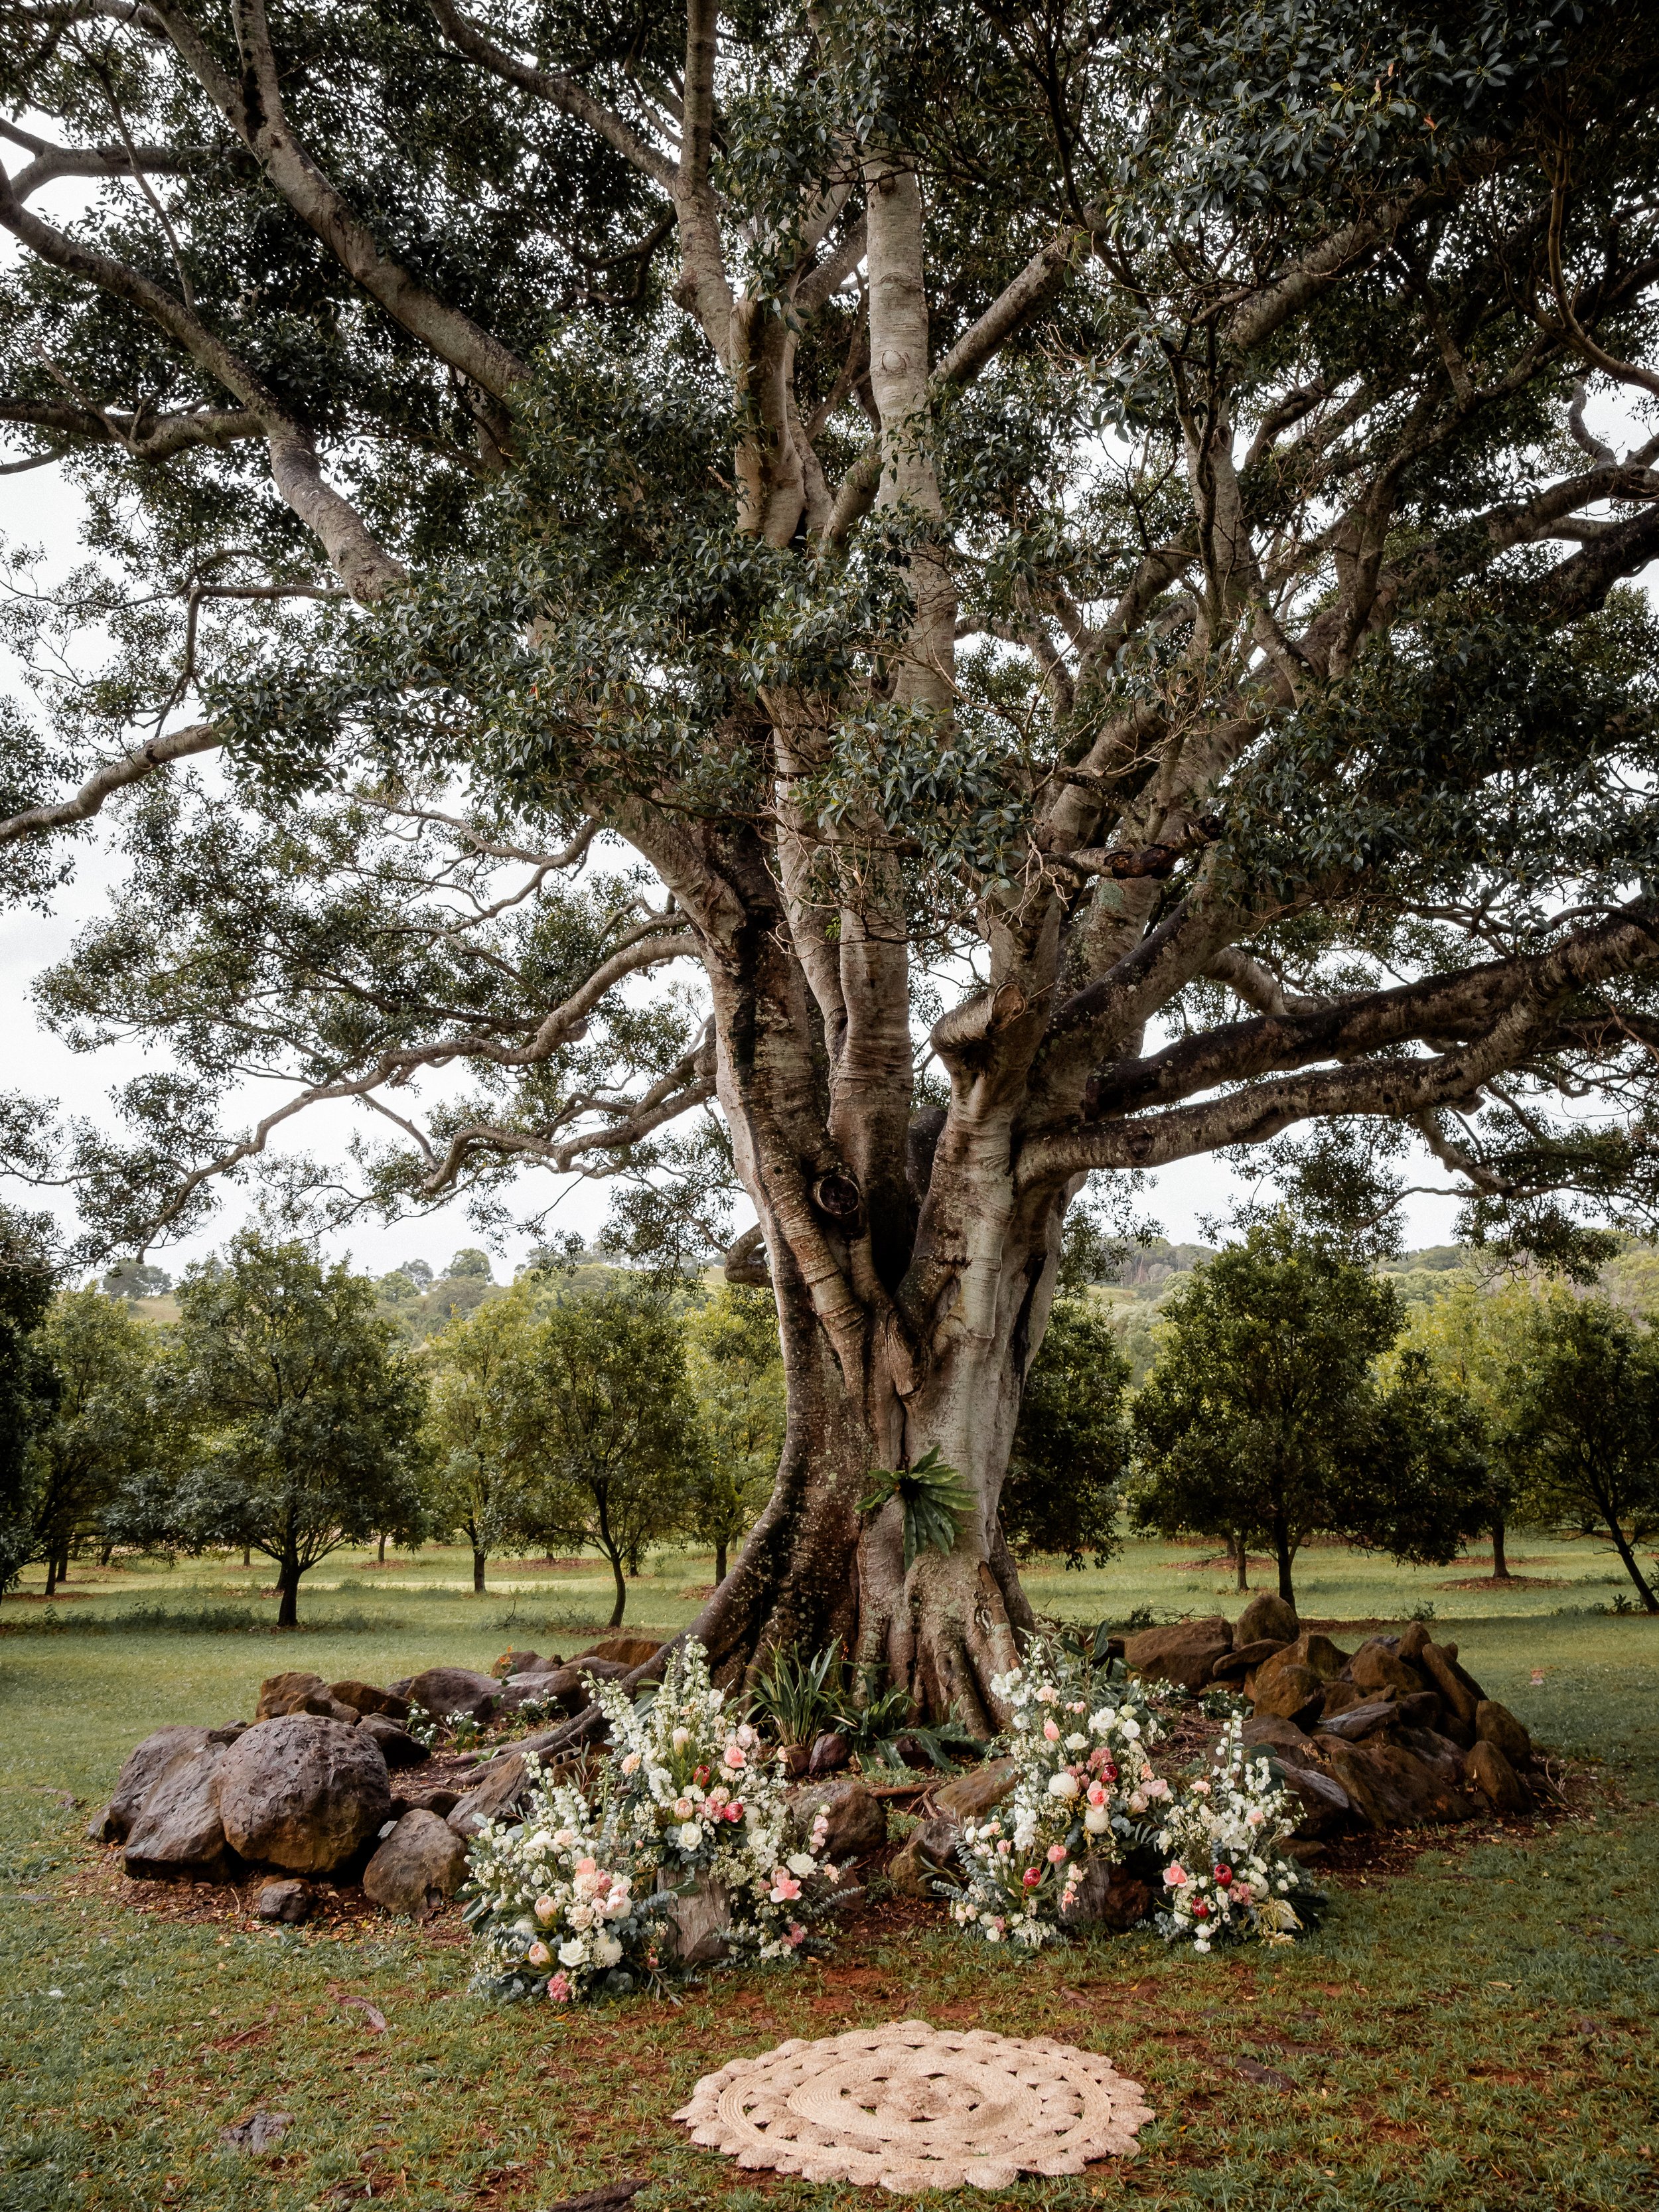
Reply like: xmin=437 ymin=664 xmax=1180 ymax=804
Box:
xmin=786 ymin=1852 xmax=818 ymax=1878
xmin=567 ymin=1903 xmax=594 ymax=1930
xmin=672 ymin=1726 xmax=691 ymax=1749
xmin=1047 ymin=1771 xmax=1080 ymax=1801
xmin=1119 ymin=1718 xmax=1141 ymax=1739
xmin=557 ymin=1939 xmax=586 ymax=1968
xmin=1083 ymin=1806 xmax=1110 ymax=1834
xmin=678 ymin=1820 xmax=703 ymax=1850
xmin=595 ymin=1935 xmax=623 ymax=1968
xmin=1064 ymin=1732 xmax=1088 ymax=1751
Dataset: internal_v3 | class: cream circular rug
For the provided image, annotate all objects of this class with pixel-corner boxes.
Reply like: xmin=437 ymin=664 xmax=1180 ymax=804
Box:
xmin=673 ymin=2017 xmax=1154 ymax=2192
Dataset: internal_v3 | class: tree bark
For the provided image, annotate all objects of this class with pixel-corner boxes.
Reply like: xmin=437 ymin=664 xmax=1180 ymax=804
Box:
xmin=1230 ymin=1532 xmax=1250 ymax=1592
xmin=276 ymin=1554 xmax=301 ymax=1629
xmin=605 ymin=1548 xmax=628 ymax=1629
xmin=472 ymin=1546 xmax=487 ymax=1595
xmin=242 ymin=1544 xmax=252 ymax=1568
xmin=1271 ymin=1496 xmax=1296 ymax=1607
xmin=43 ymin=1552 xmax=58 ymax=1599
xmin=714 ymin=1537 xmax=728 ymax=1583
xmin=378 ymin=1530 xmax=388 ymax=1565
xmin=1490 ymin=1518 xmax=1510 ymax=1581
xmin=1605 ymin=1518 xmax=1659 ymax=1613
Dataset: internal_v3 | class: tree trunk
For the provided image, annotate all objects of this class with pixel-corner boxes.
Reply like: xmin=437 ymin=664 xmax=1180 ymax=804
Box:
xmin=1232 ymin=1532 xmax=1249 ymax=1593
xmin=242 ymin=1544 xmax=251 ymax=1568
xmin=1270 ymin=1501 xmax=1296 ymax=1607
xmin=472 ymin=1547 xmax=486 ymax=1595
xmin=378 ymin=1530 xmax=388 ymax=1565
xmin=1490 ymin=1518 xmax=1510 ymax=1581
xmin=714 ymin=1536 xmax=728 ymax=1584
xmin=43 ymin=1552 xmax=58 ymax=1599
xmin=276 ymin=1555 xmax=301 ymax=1629
xmin=100 ymin=1539 xmax=115 ymax=1567
xmin=606 ymin=1548 xmax=627 ymax=1629
xmin=1605 ymin=1519 xmax=1659 ymax=1613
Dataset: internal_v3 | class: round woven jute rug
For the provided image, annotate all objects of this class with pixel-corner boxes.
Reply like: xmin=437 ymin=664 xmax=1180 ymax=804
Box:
xmin=672 ymin=2016 xmax=1155 ymax=2193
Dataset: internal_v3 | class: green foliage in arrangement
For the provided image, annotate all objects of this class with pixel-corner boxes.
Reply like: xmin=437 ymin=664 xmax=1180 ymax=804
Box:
xmin=1131 ymin=1219 xmax=1487 ymax=1605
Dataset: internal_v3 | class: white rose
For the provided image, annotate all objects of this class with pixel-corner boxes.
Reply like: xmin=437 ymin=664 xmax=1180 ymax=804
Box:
xmin=1120 ymin=1718 xmax=1141 ymax=1739
xmin=1064 ymin=1732 xmax=1088 ymax=1751
xmin=1083 ymin=1805 xmax=1110 ymax=1834
xmin=1047 ymin=1771 xmax=1080 ymax=1800
xmin=557 ymin=1939 xmax=585 ymax=1967
xmin=678 ymin=1820 xmax=703 ymax=1849
xmin=786 ymin=1852 xmax=818 ymax=1878
xmin=567 ymin=1903 xmax=594 ymax=1930
xmin=595 ymin=1935 xmax=623 ymax=1968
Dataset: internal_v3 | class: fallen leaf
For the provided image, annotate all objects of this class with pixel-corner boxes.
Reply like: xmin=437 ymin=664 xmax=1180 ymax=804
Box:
xmin=1231 ymin=2057 xmax=1295 ymax=2091
xmin=220 ymin=2110 xmax=293 ymax=2155
xmin=328 ymin=1982 xmax=388 ymax=2033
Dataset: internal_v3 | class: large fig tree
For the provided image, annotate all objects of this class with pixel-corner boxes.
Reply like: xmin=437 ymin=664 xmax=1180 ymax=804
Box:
xmin=3 ymin=0 xmax=1659 ymax=1720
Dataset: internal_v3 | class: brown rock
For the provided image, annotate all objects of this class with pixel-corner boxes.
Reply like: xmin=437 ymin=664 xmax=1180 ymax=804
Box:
xmin=1465 ymin=1739 xmax=1527 ymax=1813
xmin=1121 ymin=1615 xmax=1232 ymax=1692
xmin=1322 ymin=1741 xmax=1481 ymax=1829
xmin=788 ymin=1779 xmax=887 ymax=1860
xmin=122 ymin=1739 xmax=234 ymax=1881
xmin=92 ymin=1725 xmax=212 ymax=1844
xmin=656 ymin=1868 xmax=732 ymax=1965
xmin=490 ymin=1650 xmax=543 ymax=1680
xmin=934 ymin=1757 xmax=1019 ymax=1824
xmin=888 ymin=1818 xmax=963 ymax=1897
xmin=328 ymin=1680 xmax=410 ymax=1722
xmin=1058 ymin=1858 xmax=1154 ymax=1932
xmin=1275 ymin=1763 xmax=1352 ymax=1838
xmin=1210 ymin=1638 xmax=1291 ymax=1682
xmin=807 ymin=1732 xmax=851 ymax=1778
xmin=390 ymin=1784 xmax=462 ymax=1820
xmin=1240 ymin=1715 xmax=1318 ymax=1760
xmin=1315 ymin=1698 xmax=1399 ymax=1742
xmin=1418 ymin=1643 xmax=1479 ymax=1724
xmin=400 ymin=1667 xmax=500 ymax=1724
xmin=575 ymin=1635 xmax=662 ymax=1670
xmin=255 ymin=1671 xmax=329 ymax=1721
xmin=1235 ymin=1593 xmax=1299 ymax=1647
xmin=216 ymin=1715 xmax=392 ymax=1875
xmin=362 ymin=1809 xmax=469 ymax=1917
xmin=358 ymin=1714 xmax=429 ymax=1768
xmin=1392 ymin=1728 xmax=1469 ymax=1785
xmin=1398 ymin=1620 xmax=1433 ymax=1663
xmin=496 ymin=1659 xmax=630 ymax=1718
xmin=447 ymin=1751 xmax=528 ymax=1838
xmin=1319 ymin=1680 xmax=1368 ymax=1720
xmin=1252 ymin=1663 xmax=1327 ymax=1725
xmin=254 ymin=1878 xmax=315 ymax=1923
xmin=1475 ymin=1700 xmax=1533 ymax=1767
xmin=1347 ymin=1639 xmax=1428 ymax=1698
xmin=1254 ymin=1633 xmax=1349 ymax=1705
xmin=1438 ymin=1710 xmax=1476 ymax=1751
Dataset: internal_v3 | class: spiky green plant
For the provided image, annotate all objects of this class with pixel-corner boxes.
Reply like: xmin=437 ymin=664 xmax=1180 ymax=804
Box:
xmin=859 ymin=1446 xmax=974 ymax=1573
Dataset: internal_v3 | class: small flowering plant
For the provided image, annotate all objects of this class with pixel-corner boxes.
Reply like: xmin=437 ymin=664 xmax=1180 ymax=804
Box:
xmin=463 ymin=1765 xmax=672 ymax=2003
xmin=946 ymin=1643 xmax=1171 ymax=1949
xmin=593 ymin=1640 xmax=842 ymax=1963
xmin=1154 ymin=1717 xmax=1316 ymax=1953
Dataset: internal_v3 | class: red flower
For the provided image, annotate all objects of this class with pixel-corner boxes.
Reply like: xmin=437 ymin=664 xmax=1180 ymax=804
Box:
xmin=1192 ymin=1900 xmax=1210 ymax=1919
xmin=1022 ymin=1867 xmax=1043 ymax=1889
xmin=693 ymin=1765 xmax=711 ymax=1785
xmin=1214 ymin=1864 xmax=1233 ymax=1887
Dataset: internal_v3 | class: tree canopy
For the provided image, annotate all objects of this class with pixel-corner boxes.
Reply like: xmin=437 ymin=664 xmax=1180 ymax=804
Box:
xmin=1 ymin=0 xmax=1658 ymax=1710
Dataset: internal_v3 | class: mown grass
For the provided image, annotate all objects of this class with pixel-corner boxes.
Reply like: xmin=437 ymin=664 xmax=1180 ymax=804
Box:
xmin=1 ymin=1545 xmax=1655 ymax=2212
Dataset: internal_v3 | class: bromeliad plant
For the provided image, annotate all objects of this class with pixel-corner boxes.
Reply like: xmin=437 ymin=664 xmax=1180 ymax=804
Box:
xmin=1153 ymin=1717 xmax=1315 ymax=1954
xmin=946 ymin=1643 xmax=1172 ymax=1948
xmin=860 ymin=1447 xmax=975 ymax=1574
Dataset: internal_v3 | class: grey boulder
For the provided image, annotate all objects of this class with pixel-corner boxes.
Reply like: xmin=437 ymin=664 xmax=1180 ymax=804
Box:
xmin=362 ymin=1809 xmax=468 ymax=1918
xmin=400 ymin=1667 xmax=499 ymax=1722
xmin=122 ymin=1739 xmax=233 ymax=1881
xmin=216 ymin=1714 xmax=391 ymax=1875
xmin=358 ymin=1713 xmax=429 ymax=1768
xmin=92 ymin=1725 xmax=212 ymax=1844
xmin=786 ymin=1779 xmax=887 ymax=1859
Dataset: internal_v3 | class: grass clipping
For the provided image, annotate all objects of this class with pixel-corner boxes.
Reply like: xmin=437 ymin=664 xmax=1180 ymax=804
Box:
xmin=674 ymin=2018 xmax=1153 ymax=2192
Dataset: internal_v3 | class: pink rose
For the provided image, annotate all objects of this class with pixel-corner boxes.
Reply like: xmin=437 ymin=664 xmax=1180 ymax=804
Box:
xmin=723 ymin=1744 xmax=746 ymax=1769
xmin=574 ymin=1856 xmax=597 ymax=1876
xmin=769 ymin=1872 xmax=802 ymax=1903
xmin=1046 ymin=1842 xmax=1067 ymax=1864
xmin=1164 ymin=1862 xmax=1188 ymax=1887
xmin=1234 ymin=1884 xmax=1254 ymax=1905
xmin=546 ymin=1972 xmax=573 ymax=2003
xmin=1043 ymin=1719 xmax=1061 ymax=1742
xmin=1086 ymin=1781 xmax=1107 ymax=1807
xmin=723 ymin=1801 xmax=744 ymax=1822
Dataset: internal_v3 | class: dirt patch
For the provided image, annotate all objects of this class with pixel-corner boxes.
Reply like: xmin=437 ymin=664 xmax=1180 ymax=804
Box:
xmin=1 ymin=1589 xmax=92 ymax=1602
xmin=492 ymin=1558 xmax=597 ymax=1574
xmin=1437 ymin=1574 xmax=1564 ymax=1591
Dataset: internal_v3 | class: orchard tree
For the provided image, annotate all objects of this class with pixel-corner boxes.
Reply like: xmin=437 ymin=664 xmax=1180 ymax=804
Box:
xmin=1400 ymin=1277 xmax=1543 ymax=1578
xmin=999 ymin=1295 xmax=1129 ymax=1570
xmin=1507 ymin=1294 xmax=1659 ymax=1612
xmin=1130 ymin=1220 xmax=1484 ymax=1604
xmin=27 ymin=1284 xmax=161 ymax=1593
xmin=3 ymin=3 xmax=1659 ymax=1718
xmin=423 ymin=1278 xmax=541 ymax=1592
xmin=0 ymin=1208 xmax=58 ymax=1594
xmin=513 ymin=1280 xmax=701 ymax=1627
xmin=159 ymin=1230 xmax=428 ymax=1625
xmin=685 ymin=1284 xmax=786 ymax=1582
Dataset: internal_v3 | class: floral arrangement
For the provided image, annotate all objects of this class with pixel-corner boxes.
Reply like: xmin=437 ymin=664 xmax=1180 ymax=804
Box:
xmin=946 ymin=1643 xmax=1171 ymax=1948
xmin=1153 ymin=1716 xmax=1315 ymax=1953
xmin=593 ymin=1639 xmax=841 ymax=1965
xmin=464 ymin=1641 xmax=843 ymax=2003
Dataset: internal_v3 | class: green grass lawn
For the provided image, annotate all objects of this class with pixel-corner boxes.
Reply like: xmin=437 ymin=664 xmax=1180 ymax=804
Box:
xmin=2 ymin=1540 xmax=1655 ymax=2211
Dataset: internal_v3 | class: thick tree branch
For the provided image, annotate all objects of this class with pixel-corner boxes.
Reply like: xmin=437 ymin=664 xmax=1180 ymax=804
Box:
xmin=0 ymin=723 xmax=223 ymax=845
